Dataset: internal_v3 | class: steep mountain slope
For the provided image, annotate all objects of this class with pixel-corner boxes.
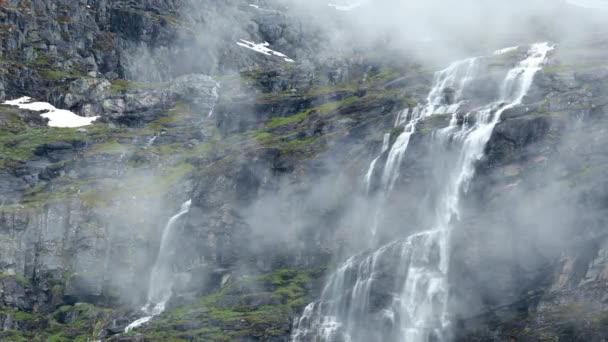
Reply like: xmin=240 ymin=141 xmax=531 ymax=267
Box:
xmin=0 ymin=1 xmax=607 ymax=342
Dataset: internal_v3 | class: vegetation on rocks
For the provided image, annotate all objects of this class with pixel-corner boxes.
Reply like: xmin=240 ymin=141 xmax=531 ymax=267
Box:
xmin=130 ymin=268 xmax=324 ymax=341
xmin=0 ymin=303 xmax=111 ymax=342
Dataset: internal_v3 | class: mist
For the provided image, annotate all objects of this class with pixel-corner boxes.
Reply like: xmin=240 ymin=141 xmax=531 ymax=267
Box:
xmin=1 ymin=0 xmax=607 ymax=340
xmin=92 ymin=0 xmax=608 ymax=337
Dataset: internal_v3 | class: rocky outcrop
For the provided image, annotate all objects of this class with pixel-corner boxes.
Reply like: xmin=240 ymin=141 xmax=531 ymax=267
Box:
xmin=0 ymin=17 xmax=426 ymax=338
xmin=0 ymin=0 xmax=176 ymax=97
xmin=451 ymin=39 xmax=608 ymax=341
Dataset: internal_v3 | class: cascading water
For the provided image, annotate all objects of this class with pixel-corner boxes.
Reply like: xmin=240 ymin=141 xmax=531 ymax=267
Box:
xmin=291 ymin=42 xmax=554 ymax=342
xmin=208 ymin=82 xmax=220 ymax=117
xmin=365 ymin=133 xmax=391 ymax=192
xmin=125 ymin=199 xmax=192 ymax=332
xmin=146 ymin=135 xmax=158 ymax=148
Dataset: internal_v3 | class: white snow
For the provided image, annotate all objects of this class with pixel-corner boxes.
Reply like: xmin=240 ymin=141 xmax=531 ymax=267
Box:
xmin=236 ymin=39 xmax=295 ymax=63
xmin=248 ymin=4 xmax=259 ymax=9
xmin=3 ymin=97 xmax=98 ymax=128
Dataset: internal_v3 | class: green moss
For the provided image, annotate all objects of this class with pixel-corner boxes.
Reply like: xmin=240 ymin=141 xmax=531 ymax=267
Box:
xmin=306 ymin=84 xmax=357 ymax=97
xmin=51 ymin=284 xmax=63 ymax=298
xmin=280 ymin=135 xmax=319 ymax=152
xmin=32 ymin=52 xmax=49 ymax=66
xmin=132 ymin=268 xmax=324 ymax=340
xmin=400 ymin=97 xmax=418 ymax=107
xmin=253 ymin=109 xmax=316 ymax=146
xmin=109 ymin=79 xmax=169 ymax=94
xmin=79 ymin=188 xmax=115 ymax=208
xmin=0 ymin=330 xmax=29 ymax=342
xmin=43 ymin=303 xmax=112 ymax=341
xmin=161 ymin=162 xmax=195 ymax=185
xmin=22 ymin=190 xmax=66 ymax=207
xmin=86 ymin=140 xmax=125 ymax=156
xmin=0 ymin=104 xmax=28 ymax=133
xmin=0 ymin=123 xmax=119 ymax=161
xmin=254 ymin=132 xmax=273 ymax=141
xmin=266 ymin=109 xmax=312 ymax=129
xmin=366 ymin=68 xmax=401 ymax=86
xmin=268 ymin=269 xmax=311 ymax=286
xmin=316 ymin=96 xmax=358 ymax=115
xmin=40 ymin=69 xmax=71 ymax=80
xmin=0 ymin=273 xmax=29 ymax=286
xmin=0 ymin=307 xmax=34 ymax=321
xmin=109 ymin=79 xmax=138 ymax=93
xmin=30 ymin=51 xmax=85 ymax=80
xmin=47 ymin=333 xmax=71 ymax=342
xmin=390 ymin=126 xmax=404 ymax=140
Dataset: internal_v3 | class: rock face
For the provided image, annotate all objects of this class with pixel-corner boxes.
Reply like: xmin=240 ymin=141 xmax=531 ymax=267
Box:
xmin=450 ymin=40 xmax=608 ymax=341
xmin=0 ymin=0 xmax=176 ymax=98
xmin=0 ymin=1 xmax=607 ymax=341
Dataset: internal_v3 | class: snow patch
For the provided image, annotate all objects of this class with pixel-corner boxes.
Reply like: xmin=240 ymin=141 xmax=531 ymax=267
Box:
xmin=236 ymin=39 xmax=295 ymax=63
xmin=4 ymin=97 xmax=98 ymax=128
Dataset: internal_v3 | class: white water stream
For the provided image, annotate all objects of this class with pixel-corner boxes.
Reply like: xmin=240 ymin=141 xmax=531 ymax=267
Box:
xmin=125 ymin=200 xmax=192 ymax=332
xmin=291 ymin=42 xmax=554 ymax=342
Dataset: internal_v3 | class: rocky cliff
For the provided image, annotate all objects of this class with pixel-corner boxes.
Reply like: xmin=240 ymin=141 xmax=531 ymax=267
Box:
xmin=0 ymin=1 xmax=607 ymax=341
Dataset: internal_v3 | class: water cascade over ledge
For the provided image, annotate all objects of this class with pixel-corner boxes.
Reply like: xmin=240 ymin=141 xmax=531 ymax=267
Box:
xmin=291 ymin=43 xmax=554 ymax=342
xmin=125 ymin=199 xmax=192 ymax=332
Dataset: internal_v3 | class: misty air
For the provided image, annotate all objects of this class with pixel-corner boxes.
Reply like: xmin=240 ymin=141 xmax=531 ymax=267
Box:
xmin=0 ymin=0 xmax=607 ymax=341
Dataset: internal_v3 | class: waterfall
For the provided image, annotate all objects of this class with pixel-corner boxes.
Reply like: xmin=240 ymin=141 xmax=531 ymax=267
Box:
xmin=291 ymin=42 xmax=553 ymax=342
xmin=208 ymin=82 xmax=220 ymax=117
xmin=125 ymin=199 xmax=192 ymax=332
xmin=146 ymin=135 xmax=158 ymax=148
xmin=365 ymin=132 xmax=391 ymax=193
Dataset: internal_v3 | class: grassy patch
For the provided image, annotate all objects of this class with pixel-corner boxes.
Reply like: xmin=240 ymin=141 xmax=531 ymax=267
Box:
xmin=0 ymin=273 xmax=30 ymax=286
xmin=0 ymin=123 xmax=120 ymax=161
xmin=109 ymin=79 xmax=169 ymax=93
xmin=21 ymin=181 xmax=82 ymax=207
xmin=390 ymin=126 xmax=404 ymax=139
xmin=79 ymin=188 xmax=116 ymax=208
xmin=85 ymin=140 xmax=125 ymax=156
xmin=266 ymin=109 xmax=312 ymax=129
xmin=281 ymin=135 xmax=319 ymax=152
xmin=0 ymin=104 xmax=31 ymax=133
xmin=29 ymin=51 xmax=86 ymax=80
xmin=366 ymin=68 xmax=401 ymax=86
xmin=254 ymin=132 xmax=273 ymax=141
xmin=252 ymin=96 xmax=357 ymax=152
xmin=132 ymin=268 xmax=324 ymax=340
xmin=42 ymin=303 xmax=111 ymax=341
xmin=40 ymin=69 xmax=72 ymax=80
xmin=316 ymin=96 xmax=358 ymax=115
xmin=0 ymin=306 xmax=35 ymax=321
xmin=109 ymin=79 xmax=139 ymax=93
xmin=161 ymin=162 xmax=195 ymax=185
xmin=306 ymin=84 xmax=357 ymax=97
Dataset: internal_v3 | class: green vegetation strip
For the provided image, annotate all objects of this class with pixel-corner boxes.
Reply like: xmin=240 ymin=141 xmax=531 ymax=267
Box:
xmin=132 ymin=268 xmax=324 ymax=341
